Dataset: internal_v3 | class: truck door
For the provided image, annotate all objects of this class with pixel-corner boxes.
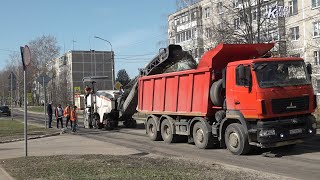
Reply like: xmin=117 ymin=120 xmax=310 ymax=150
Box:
xmin=232 ymin=65 xmax=257 ymax=119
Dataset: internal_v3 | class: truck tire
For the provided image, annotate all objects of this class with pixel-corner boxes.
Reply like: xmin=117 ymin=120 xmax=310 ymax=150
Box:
xmin=161 ymin=119 xmax=177 ymax=143
xmin=210 ymin=79 xmax=224 ymax=107
xmin=124 ymin=118 xmax=137 ymax=128
xmin=146 ymin=118 xmax=161 ymax=141
xmin=104 ymin=120 xmax=114 ymax=130
xmin=95 ymin=120 xmax=103 ymax=129
xmin=225 ymin=123 xmax=251 ymax=155
xmin=193 ymin=122 xmax=214 ymax=149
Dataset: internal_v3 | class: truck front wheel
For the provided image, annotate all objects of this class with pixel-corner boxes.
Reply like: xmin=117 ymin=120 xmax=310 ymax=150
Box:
xmin=193 ymin=122 xmax=214 ymax=149
xmin=224 ymin=123 xmax=251 ymax=155
xmin=161 ymin=119 xmax=177 ymax=143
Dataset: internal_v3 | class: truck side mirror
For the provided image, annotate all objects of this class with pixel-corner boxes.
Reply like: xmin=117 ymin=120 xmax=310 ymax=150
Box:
xmin=239 ymin=65 xmax=245 ymax=80
xmin=307 ymin=63 xmax=312 ymax=75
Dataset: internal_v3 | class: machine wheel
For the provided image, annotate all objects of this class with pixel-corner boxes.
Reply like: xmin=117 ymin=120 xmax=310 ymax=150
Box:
xmin=124 ymin=119 xmax=137 ymax=128
xmin=146 ymin=118 xmax=161 ymax=141
xmin=210 ymin=79 xmax=224 ymax=106
xmin=161 ymin=119 xmax=177 ymax=143
xmin=95 ymin=120 xmax=103 ymax=129
xmin=225 ymin=123 xmax=251 ymax=155
xmin=104 ymin=120 xmax=114 ymax=130
xmin=193 ymin=122 xmax=214 ymax=149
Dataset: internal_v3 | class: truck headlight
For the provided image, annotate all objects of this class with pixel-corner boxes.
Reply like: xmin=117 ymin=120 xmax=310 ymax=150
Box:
xmin=259 ymin=129 xmax=276 ymax=137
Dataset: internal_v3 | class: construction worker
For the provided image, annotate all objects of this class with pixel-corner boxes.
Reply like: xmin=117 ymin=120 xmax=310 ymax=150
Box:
xmin=55 ymin=104 xmax=64 ymax=129
xmin=64 ymin=104 xmax=71 ymax=128
xmin=84 ymin=85 xmax=92 ymax=95
xmin=70 ymin=106 xmax=78 ymax=132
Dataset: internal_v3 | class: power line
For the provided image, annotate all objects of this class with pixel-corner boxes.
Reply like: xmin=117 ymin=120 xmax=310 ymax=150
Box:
xmin=0 ymin=48 xmax=19 ymax=53
xmin=114 ymin=32 xmax=168 ymax=49
xmin=115 ymin=53 xmax=155 ymax=57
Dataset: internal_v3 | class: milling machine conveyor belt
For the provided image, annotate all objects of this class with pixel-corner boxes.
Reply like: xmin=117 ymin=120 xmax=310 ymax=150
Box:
xmin=119 ymin=44 xmax=194 ymax=118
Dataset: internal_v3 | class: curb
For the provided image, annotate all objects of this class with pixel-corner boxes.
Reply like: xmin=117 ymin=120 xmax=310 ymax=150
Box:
xmin=15 ymin=108 xmax=43 ymax=115
xmin=0 ymin=132 xmax=61 ymax=144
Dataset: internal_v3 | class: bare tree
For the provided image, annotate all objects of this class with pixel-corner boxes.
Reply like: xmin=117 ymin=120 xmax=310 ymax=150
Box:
xmin=202 ymin=0 xmax=286 ymax=55
xmin=28 ymin=35 xmax=60 ymax=70
xmin=27 ymin=35 xmax=60 ymax=105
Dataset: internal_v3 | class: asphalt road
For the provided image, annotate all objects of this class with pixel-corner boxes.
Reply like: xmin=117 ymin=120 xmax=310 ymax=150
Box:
xmin=12 ymin=110 xmax=320 ymax=180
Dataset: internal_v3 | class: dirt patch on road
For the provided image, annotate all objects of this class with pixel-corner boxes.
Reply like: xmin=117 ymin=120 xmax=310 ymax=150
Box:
xmin=0 ymin=154 xmax=281 ymax=180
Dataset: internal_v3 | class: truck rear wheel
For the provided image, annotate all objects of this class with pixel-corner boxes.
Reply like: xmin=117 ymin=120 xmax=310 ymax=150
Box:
xmin=193 ymin=122 xmax=214 ymax=149
xmin=225 ymin=123 xmax=251 ymax=155
xmin=146 ymin=118 xmax=161 ymax=141
xmin=161 ymin=119 xmax=177 ymax=143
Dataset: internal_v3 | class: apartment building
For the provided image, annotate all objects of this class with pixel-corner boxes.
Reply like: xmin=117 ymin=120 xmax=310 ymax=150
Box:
xmin=168 ymin=2 xmax=204 ymax=62
xmin=285 ymin=0 xmax=320 ymax=90
xmin=168 ymin=0 xmax=320 ymax=91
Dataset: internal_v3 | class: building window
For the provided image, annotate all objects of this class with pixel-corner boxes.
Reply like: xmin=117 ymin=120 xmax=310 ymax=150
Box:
xmin=205 ymin=28 xmax=211 ymax=38
xmin=233 ymin=0 xmax=240 ymax=8
xmin=204 ymin=7 xmax=211 ymax=18
xmin=268 ymin=30 xmax=279 ymax=41
xmin=192 ymin=28 xmax=196 ymax=38
xmin=252 ymin=9 xmax=257 ymax=21
xmin=314 ymin=51 xmax=320 ymax=65
xmin=290 ymin=26 xmax=300 ymax=40
xmin=234 ymin=17 xmax=241 ymax=29
xmin=176 ymin=34 xmax=180 ymax=43
xmin=312 ymin=0 xmax=320 ymax=8
xmin=217 ymin=2 xmax=224 ymax=14
xmin=290 ymin=54 xmax=300 ymax=57
xmin=186 ymin=30 xmax=192 ymax=40
xmin=314 ymin=21 xmax=320 ymax=37
xmin=191 ymin=10 xmax=198 ymax=20
xmin=288 ymin=0 xmax=298 ymax=16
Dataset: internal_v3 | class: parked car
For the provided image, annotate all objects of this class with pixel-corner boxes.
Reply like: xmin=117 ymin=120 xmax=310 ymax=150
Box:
xmin=0 ymin=106 xmax=11 ymax=116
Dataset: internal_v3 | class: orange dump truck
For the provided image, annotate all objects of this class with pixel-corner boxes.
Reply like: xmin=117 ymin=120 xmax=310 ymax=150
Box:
xmin=138 ymin=43 xmax=317 ymax=155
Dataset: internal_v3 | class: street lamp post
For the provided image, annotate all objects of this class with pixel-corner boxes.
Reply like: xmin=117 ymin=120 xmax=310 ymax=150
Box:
xmin=94 ymin=36 xmax=114 ymax=89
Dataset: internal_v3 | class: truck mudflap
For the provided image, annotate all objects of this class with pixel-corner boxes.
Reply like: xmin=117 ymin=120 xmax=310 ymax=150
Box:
xmin=250 ymin=115 xmax=317 ymax=148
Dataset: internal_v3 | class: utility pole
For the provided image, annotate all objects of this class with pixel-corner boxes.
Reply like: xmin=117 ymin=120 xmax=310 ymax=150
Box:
xmin=43 ymin=76 xmax=47 ymax=128
xmin=11 ymin=72 xmax=13 ymax=120
xmin=21 ymin=45 xmax=31 ymax=157
xmin=72 ymin=39 xmax=77 ymax=50
xmin=37 ymin=73 xmax=51 ymax=128
xmin=94 ymin=36 xmax=114 ymax=89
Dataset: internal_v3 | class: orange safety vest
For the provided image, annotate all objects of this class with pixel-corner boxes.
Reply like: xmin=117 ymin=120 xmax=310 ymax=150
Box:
xmin=64 ymin=106 xmax=71 ymax=117
xmin=70 ymin=110 xmax=77 ymax=121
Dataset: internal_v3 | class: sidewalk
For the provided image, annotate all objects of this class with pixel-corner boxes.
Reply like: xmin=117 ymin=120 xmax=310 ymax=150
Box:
xmin=0 ymin=134 xmax=142 ymax=180
xmin=0 ymin=166 xmax=14 ymax=180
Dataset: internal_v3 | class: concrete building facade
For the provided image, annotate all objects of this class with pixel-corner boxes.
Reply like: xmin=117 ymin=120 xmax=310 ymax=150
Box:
xmin=168 ymin=0 xmax=320 ymax=92
xmin=53 ymin=50 xmax=114 ymax=104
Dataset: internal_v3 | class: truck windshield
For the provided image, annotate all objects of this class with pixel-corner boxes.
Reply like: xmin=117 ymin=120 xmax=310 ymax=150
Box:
xmin=254 ymin=61 xmax=310 ymax=88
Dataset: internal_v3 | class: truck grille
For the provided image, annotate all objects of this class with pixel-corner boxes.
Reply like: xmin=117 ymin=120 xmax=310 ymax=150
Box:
xmin=271 ymin=96 xmax=309 ymax=114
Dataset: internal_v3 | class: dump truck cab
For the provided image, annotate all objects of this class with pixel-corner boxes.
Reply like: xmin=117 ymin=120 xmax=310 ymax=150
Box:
xmin=222 ymin=58 xmax=317 ymax=152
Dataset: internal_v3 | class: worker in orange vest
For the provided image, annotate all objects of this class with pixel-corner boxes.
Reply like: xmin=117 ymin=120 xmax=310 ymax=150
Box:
xmin=70 ymin=106 xmax=78 ymax=132
xmin=64 ymin=104 xmax=71 ymax=129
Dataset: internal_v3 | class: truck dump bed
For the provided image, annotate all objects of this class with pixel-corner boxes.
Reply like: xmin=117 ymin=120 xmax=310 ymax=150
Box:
xmin=137 ymin=43 xmax=274 ymax=116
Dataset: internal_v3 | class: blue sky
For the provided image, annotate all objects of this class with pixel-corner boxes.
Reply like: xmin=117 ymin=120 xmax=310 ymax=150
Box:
xmin=0 ymin=0 xmax=176 ymax=77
